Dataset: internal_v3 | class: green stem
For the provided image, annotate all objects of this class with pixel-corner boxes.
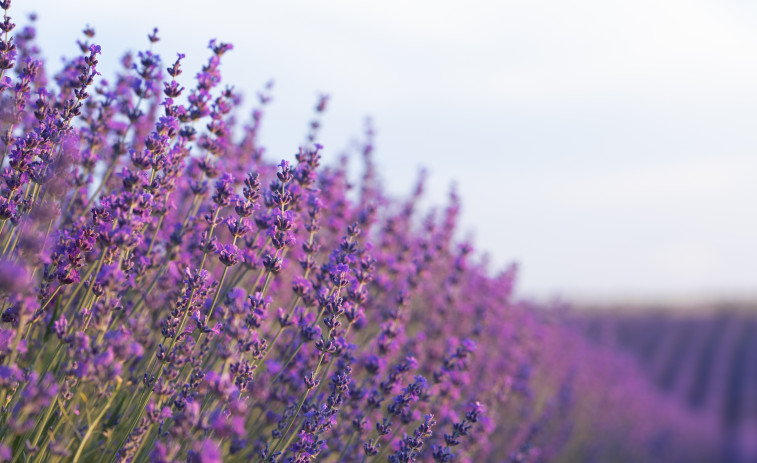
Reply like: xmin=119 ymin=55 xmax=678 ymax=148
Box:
xmin=109 ymin=208 xmax=222 ymax=461
xmin=72 ymin=381 xmax=121 ymax=463
xmin=336 ymin=431 xmax=357 ymax=462
xmin=269 ymin=354 xmax=325 ymax=458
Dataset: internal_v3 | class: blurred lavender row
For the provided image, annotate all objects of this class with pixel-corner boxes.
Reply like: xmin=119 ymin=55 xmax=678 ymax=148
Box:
xmin=570 ymin=304 xmax=757 ymax=463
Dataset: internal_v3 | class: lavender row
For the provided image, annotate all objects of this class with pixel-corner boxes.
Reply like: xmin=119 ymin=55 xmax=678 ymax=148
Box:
xmin=570 ymin=307 xmax=757 ymax=462
xmin=0 ymin=4 xmax=723 ymax=462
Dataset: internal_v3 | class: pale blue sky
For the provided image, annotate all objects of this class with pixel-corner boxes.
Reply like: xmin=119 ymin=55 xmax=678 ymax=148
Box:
xmin=26 ymin=0 xmax=757 ymax=301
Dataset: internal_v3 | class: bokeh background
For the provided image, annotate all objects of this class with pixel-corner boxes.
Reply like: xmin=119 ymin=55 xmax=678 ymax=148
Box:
xmin=26 ymin=0 xmax=757 ymax=302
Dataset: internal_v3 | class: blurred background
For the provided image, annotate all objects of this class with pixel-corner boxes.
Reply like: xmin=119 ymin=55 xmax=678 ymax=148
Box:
xmin=26 ymin=0 xmax=757 ymax=302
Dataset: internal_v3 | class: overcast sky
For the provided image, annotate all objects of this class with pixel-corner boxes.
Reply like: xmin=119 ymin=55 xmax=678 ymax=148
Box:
xmin=25 ymin=0 xmax=757 ymax=302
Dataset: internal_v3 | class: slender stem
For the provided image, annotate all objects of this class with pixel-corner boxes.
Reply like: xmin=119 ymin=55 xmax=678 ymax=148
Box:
xmin=27 ymin=394 xmax=58 ymax=452
xmin=4 ymin=313 xmax=28 ymax=368
xmin=145 ymin=212 xmax=166 ymax=257
xmin=56 ymin=252 xmax=103 ymax=319
xmin=72 ymin=380 xmax=121 ymax=463
xmin=109 ymin=207 xmax=222 ymax=460
xmin=269 ymin=354 xmax=325 ymax=457
xmin=129 ymin=260 xmax=168 ymax=316
xmin=336 ymin=431 xmax=357 ymax=462
xmin=204 ymin=264 xmax=228 ymax=320
xmin=37 ymin=285 xmax=62 ymax=317
xmin=0 ymin=224 xmax=15 ymax=256
xmin=223 ymin=266 xmax=248 ymax=294
xmin=267 ymin=342 xmax=303 ymax=388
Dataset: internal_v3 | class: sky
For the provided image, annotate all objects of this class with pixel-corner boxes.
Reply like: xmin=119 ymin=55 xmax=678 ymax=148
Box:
xmin=23 ymin=0 xmax=757 ymax=302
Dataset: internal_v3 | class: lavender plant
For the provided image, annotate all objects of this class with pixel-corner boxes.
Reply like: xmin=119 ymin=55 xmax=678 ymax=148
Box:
xmin=0 ymin=4 xmax=725 ymax=463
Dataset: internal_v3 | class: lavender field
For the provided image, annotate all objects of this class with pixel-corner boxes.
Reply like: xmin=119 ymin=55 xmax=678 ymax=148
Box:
xmin=0 ymin=2 xmax=750 ymax=462
xmin=570 ymin=304 xmax=757 ymax=462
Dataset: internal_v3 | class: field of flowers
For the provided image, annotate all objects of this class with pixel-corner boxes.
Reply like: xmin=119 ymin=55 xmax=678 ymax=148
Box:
xmin=571 ymin=305 xmax=757 ymax=463
xmin=0 ymin=4 xmax=739 ymax=462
